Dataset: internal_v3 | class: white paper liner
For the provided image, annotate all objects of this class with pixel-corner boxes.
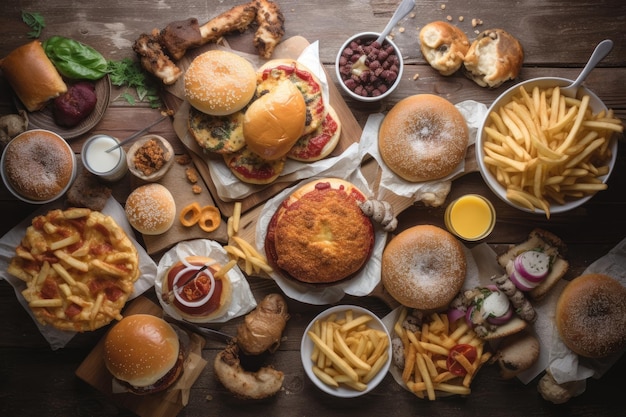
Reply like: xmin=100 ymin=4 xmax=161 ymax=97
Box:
xmin=0 ymin=197 xmax=157 ymax=350
xmin=382 ymin=239 xmax=626 ymax=396
xmin=173 ymin=41 xmax=352 ymax=202
xmin=358 ymin=100 xmax=488 ymax=206
xmin=154 ymin=239 xmax=256 ymax=322
xmin=382 ymin=243 xmax=480 ymax=394
xmin=255 ymin=173 xmax=387 ymax=305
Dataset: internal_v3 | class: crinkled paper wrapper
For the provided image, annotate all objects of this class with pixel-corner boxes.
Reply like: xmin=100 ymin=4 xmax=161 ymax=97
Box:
xmin=359 ymin=100 xmax=487 ymax=206
xmin=0 ymin=197 xmax=157 ymax=350
xmin=154 ymin=238 xmax=257 ymax=322
xmin=255 ymin=173 xmax=387 ymax=305
xmin=383 ymin=240 xmax=626 ymax=397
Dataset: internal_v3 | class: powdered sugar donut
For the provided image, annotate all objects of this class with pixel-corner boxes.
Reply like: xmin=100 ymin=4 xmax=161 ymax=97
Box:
xmin=378 ymin=94 xmax=469 ymax=182
xmin=381 ymin=224 xmax=467 ymax=310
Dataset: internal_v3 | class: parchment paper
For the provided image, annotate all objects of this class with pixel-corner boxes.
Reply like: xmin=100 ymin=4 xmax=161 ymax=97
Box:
xmin=546 ymin=237 xmax=626 ymax=385
xmin=0 ymin=197 xmax=157 ymax=350
xmin=173 ymin=41 xmax=349 ymax=202
xmin=382 ymin=243 xmax=480 ymax=392
xmin=358 ymin=100 xmax=488 ymax=207
xmin=254 ymin=172 xmax=387 ymax=305
xmin=383 ymin=239 xmax=626 ymax=396
xmin=154 ymin=239 xmax=257 ymax=323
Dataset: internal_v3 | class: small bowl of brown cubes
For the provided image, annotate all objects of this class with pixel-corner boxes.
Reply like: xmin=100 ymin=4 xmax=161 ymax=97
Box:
xmin=336 ymin=31 xmax=404 ymax=102
xmin=127 ymin=134 xmax=174 ymax=182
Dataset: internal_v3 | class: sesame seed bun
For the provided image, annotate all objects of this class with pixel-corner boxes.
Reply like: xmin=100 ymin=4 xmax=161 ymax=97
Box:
xmin=184 ymin=50 xmax=256 ymax=116
xmin=103 ymin=314 xmax=182 ymax=394
xmin=125 ymin=183 xmax=176 ymax=235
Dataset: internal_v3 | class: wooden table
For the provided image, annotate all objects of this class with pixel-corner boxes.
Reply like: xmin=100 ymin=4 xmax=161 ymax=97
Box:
xmin=1 ymin=1 xmax=625 ymax=416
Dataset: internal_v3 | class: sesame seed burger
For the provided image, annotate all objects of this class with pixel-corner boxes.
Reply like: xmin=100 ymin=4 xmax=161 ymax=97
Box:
xmin=103 ymin=314 xmax=186 ymax=395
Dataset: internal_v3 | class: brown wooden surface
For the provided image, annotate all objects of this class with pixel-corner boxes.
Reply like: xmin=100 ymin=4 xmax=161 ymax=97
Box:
xmin=1 ymin=1 xmax=625 ymax=416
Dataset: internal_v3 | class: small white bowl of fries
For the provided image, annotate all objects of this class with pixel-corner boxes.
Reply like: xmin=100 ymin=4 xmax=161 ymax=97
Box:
xmin=301 ymin=305 xmax=392 ymax=397
xmin=476 ymin=77 xmax=622 ymax=218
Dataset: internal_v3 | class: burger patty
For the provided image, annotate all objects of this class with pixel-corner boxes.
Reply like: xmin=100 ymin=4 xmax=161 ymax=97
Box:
xmin=268 ymin=182 xmax=374 ymax=284
xmin=125 ymin=346 xmax=185 ymax=395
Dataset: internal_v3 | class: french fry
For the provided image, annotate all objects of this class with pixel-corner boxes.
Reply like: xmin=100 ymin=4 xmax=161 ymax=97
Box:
xmin=482 ymin=85 xmax=622 ymax=217
xmin=307 ymin=330 xmax=359 ymax=382
xmin=308 ymin=310 xmax=390 ymax=391
xmin=392 ymin=308 xmax=489 ymax=401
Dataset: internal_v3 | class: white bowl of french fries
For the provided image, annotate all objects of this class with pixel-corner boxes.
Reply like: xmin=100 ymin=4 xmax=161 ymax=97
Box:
xmin=301 ymin=305 xmax=392 ymax=397
xmin=476 ymin=77 xmax=622 ymax=218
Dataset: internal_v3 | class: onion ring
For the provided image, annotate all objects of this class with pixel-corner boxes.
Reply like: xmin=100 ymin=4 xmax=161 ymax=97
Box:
xmin=198 ymin=206 xmax=221 ymax=232
xmin=180 ymin=202 xmax=202 ymax=226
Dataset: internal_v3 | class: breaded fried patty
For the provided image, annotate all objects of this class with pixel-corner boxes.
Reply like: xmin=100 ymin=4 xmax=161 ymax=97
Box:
xmin=267 ymin=179 xmax=374 ymax=284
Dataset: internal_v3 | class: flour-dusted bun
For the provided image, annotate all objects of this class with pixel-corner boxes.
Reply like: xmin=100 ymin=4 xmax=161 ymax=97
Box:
xmin=382 ymin=225 xmax=466 ymax=310
xmin=243 ymin=79 xmax=306 ymax=160
xmin=2 ymin=129 xmax=75 ymax=202
xmin=0 ymin=41 xmax=68 ymax=112
xmin=378 ymin=94 xmax=469 ymax=182
xmin=265 ymin=178 xmax=374 ymax=284
xmin=184 ymin=50 xmax=257 ymax=116
xmin=419 ymin=21 xmax=470 ymax=75
xmin=125 ymin=183 xmax=176 ymax=235
xmin=103 ymin=314 xmax=183 ymax=395
xmin=463 ymin=28 xmax=524 ymax=88
xmin=556 ymin=273 xmax=626 ymax=358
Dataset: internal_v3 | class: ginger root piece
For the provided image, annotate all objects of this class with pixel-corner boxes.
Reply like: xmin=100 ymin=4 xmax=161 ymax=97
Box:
xmin=214 ymin=343 xmax=284 ymax=399
xmin=237 ymin=293 xmax=289 ymax=355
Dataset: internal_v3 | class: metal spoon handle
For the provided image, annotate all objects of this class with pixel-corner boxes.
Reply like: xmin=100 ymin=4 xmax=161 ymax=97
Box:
xmin=376 ymin=0 xmax=415 ymax=44
xmin=567 ymin=39 xmax=613 ymax=91
xmin=105 ymin=115 xmax=168 ymax=153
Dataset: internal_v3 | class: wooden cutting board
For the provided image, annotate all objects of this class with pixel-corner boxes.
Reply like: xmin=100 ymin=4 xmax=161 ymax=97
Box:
xmin=161 ymin=36 xmax=363 ymax=218
xmin=75 ymin=296 xmax=206 ymax=417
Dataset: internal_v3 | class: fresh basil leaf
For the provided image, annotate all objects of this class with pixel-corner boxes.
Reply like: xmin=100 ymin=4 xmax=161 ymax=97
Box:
xmin=43 ymin=36 xmax=108 ymax=80
xmin=21 ymin=11 xmax=45 ymax=38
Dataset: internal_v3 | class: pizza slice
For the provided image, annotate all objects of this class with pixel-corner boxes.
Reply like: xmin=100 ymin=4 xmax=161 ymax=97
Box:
xmin=223 ymin=146 xmax=285 ymax=185
xmin=287 ymin=105 xmax=341 ymax=162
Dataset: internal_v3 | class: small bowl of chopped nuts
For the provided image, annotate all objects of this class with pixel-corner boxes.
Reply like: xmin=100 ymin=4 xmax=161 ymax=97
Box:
xmin=336 ymin=32 xmax=404 ymax=102
xmin=127 ymin=134 xmax=174 ymax=182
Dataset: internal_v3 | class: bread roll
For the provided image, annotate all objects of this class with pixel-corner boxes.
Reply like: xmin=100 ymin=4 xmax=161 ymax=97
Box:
xmin=463 ymin=29 xmax=524 ymax=88
xmin=0 ymin=41 xmax=68 ymax=112
xmin=419 ymin=21 xmax=470 ymax=76
xmin=243 ymin=79 xmax=306 ymax=160
xmin=378 ymin=94 xmax=469 ymax=182
xmin=184 ymin=50 xmax=256 ymax=116
xmin=556 ymin=273 xmax=626 ymax=358
xmin=125 ymin=183 xmax=176 ymax=235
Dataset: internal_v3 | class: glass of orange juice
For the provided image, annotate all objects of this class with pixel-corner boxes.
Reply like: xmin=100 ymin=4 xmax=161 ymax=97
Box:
xmin=444 ymin=194 xmax=496 ymax=241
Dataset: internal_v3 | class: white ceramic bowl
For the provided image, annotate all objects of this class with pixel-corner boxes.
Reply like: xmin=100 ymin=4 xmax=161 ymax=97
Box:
xmin=476 ymin=77 xmax=619 ymax=215
xmin=1 ymin=129 xmax=76 ymax=204
xmin=335 ymin=32 xmax=404 ymax=102
xmin=300 ymin=305 xmax=392 ymax=397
